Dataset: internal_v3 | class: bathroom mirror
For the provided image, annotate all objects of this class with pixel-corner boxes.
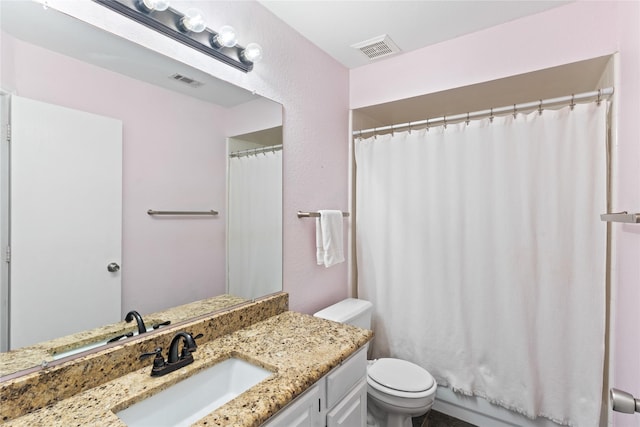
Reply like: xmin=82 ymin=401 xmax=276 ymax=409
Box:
xmin=0 ymin=1 xmax=282 ymax=377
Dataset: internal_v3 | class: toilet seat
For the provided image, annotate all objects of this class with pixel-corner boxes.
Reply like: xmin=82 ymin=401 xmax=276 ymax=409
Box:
xmin=367 ymin=358 xmax=436 ymax=399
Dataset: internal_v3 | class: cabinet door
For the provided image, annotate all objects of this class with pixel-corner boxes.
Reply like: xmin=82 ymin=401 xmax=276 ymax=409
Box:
xmin=327 ymin=379 xmax=367 ymax=427
xmin=262 ymin=383 xmax=322 ymax=427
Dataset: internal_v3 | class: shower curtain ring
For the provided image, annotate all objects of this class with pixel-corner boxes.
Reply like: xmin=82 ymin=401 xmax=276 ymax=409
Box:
xmin=408 ymin=122 xmax=412 ymax=134
xmin=443 ymin=115 xmax=447 ymax=129
xmin=570 ymin=94 xmax=576 ymax=110
xmin=513 ymin=104 xmax=517 ymax=119
xmin=489 ymin=108 xmax=494 ymax=123
xmin=538 ymin=100 xmax=543 ymax=115
xmin=597 ymin=89 xmax=602 ymax=106
xmin=465 ymin=113 xmax=470 ymax=126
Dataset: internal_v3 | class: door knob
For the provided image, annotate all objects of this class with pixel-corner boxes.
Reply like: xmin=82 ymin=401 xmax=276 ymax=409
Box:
xmin=107 ymin=262 xmax=120 ymax=272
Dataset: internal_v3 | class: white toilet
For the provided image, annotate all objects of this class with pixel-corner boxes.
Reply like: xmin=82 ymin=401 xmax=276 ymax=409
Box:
xmin=314 ymin=298 xmax=437 ymax=427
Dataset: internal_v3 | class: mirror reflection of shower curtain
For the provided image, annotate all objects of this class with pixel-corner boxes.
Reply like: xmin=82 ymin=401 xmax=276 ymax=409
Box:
xmin=228 ymin=150 xmax=282 ymax=300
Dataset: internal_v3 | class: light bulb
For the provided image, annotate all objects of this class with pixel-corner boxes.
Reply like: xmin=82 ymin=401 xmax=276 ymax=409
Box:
xmin=138 ymin=0 xmax=170 ymax=12
xmin=211 ymin=25 xmax=238 ymax=48
xmin=240 ymin=43 xmax=263 ymax=64
xmin=180 ymin=8 xmax=206 ymax=33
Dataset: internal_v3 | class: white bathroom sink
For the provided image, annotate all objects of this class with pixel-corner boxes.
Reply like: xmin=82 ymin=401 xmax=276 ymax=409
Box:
xmin=116 ymin=357 xmax=273 ymax=427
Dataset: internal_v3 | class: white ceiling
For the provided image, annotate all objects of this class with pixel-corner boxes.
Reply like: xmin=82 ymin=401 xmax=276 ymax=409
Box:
xmin=258 ymin=0 xmax=571 ymax=69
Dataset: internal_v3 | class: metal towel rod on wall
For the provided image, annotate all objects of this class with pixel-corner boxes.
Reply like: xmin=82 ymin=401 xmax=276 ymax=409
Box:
xmin=297 ymin=211 xmax=349 ymax=218
xmin=147 ymin=209 xmax=219 ymax=216
xmin=600 ymin=211 xmax=640 ymax=224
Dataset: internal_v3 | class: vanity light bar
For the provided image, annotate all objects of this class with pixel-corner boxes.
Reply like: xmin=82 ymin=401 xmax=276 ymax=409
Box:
xmin=92 ymin=0 xmax=256 ymax=72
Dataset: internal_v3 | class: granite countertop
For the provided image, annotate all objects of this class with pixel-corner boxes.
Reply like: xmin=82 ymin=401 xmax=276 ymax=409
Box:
xmin=0 ymin=294 xmax=248 ymax=376
xmin=3 ymin=311 xmax=372 ymax=427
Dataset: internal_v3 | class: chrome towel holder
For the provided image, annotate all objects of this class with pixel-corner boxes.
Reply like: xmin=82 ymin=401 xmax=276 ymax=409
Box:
xmin=147 ymin=209 xmax=219 ymax=216
xmin=297 ymin=211 xmax=349 ymax=218
xmin=600 ymin=211 xmax=640 ymax=223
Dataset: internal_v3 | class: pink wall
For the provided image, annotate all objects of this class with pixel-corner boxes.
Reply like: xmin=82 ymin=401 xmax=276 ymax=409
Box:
xmin=350 ymin=1 xmax=640 ymax=425
xmin=225 ymin=97 xmax=283 ymax=138
xmin=26 ymin=0 xmax=352 ymax=316
xmin=157 ymin=1 xmax=352 ymax=315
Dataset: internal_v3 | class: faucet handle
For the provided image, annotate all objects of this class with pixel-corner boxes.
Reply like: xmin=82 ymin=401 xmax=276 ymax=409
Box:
xmin=151 ymin=320 xmax=171 ymax=330
xmin=140 ymin=347 xmax=162 ymax=359
xmin=107 ymin=331 xmax=134 ymax=344
xmin=140 ymin=347 xmax=165 ymax=369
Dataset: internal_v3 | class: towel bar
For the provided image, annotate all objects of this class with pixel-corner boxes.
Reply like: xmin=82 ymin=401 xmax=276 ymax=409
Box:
xmin=600 ymin=212 xmax=640 ymax=223
xmin=297 ymin=211 xmax=349 ymax=218
xmin=611 ymin=388 xmax=640 ymax=413
xmin=147 ymin=209 xmax=219 ymax=216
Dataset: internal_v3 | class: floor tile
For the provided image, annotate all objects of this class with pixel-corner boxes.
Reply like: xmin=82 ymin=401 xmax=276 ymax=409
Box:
xmin=413 ymin=410 xmax=477 ymax=427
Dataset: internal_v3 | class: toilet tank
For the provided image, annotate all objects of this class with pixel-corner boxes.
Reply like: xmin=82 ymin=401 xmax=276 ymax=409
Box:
xmin=314 ymin=298 xmax=373 ymax=329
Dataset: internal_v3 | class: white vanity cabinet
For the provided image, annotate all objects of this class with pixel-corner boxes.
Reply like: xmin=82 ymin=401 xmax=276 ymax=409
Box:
xmin=326 ymin=379 xmax=367 ymax=427
xmin=262 ymin=382 xmax=323 ymax=427
xmin=263 ymin=346 xmax=368 ymax=427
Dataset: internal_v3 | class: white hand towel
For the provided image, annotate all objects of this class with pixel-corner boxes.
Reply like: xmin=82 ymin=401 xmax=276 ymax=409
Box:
xmin=315 ymin=210 xmax=345 ymax=268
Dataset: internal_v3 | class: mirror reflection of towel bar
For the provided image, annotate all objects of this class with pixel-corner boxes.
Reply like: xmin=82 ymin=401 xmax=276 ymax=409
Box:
xmin=147 ymin=210 xmax=219 ymax=216
xmin=297 ymin=211 xmax=349 ymax=218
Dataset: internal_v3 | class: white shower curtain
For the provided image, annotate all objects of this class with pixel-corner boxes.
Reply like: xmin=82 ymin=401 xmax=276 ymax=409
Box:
xmin=228 ymin=150 xmax=282 ymax=300
xmin=355 ymin=102 xmax=607 ymax=426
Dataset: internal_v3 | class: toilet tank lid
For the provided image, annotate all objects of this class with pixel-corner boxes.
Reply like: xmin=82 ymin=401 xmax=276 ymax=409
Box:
xmin=314 ymin=298 xmax=372 ymax=323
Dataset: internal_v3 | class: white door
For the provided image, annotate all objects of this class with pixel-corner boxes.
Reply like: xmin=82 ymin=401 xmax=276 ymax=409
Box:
xmin=9 ymin=95 xmax=122 ymax=349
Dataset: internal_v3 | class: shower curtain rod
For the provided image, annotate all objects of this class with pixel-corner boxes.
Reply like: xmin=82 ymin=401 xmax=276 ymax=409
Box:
xmin=353 ymin=87 xmax=614 ymax=137
xmin=229 ymin=144 xmax=283 ymax=158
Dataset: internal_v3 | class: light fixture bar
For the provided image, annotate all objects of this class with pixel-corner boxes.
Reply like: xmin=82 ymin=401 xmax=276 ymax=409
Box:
xmin=92 ymin=0 xmax=253 ymax=72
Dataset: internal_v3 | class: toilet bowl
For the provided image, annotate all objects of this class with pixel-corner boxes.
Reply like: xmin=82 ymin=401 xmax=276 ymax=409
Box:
xmin=366 ymin=358 xmax=437 ymax=427
xmin=314 ymin=298 xmax=437 ymax=427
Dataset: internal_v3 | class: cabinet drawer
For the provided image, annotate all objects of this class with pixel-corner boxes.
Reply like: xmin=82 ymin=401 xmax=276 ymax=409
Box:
xmin=326 ymin=347 xmax=367 ymax=408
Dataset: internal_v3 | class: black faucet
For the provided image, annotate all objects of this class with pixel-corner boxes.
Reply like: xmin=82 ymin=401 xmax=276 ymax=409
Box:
xmin=140 ymin=331 xmax=203 ymax=377
xmin=125 ymin=310 xmax=147 ymax=335
xmin=168 ymin=331 xmax=198 ymax=363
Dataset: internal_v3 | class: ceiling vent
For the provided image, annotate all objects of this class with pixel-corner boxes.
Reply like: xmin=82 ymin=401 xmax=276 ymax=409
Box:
xmin=351 ymin=34 xmax=401 ymax=61
xmin=169 ymin=73 xmax=204 ymax=88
